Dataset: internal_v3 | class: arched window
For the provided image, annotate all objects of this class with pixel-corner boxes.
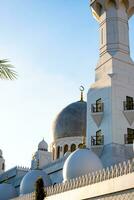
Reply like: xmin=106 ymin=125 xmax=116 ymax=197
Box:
xmin=96 ymin=2 xmax=103 ymax=17
xmin=71 ymin=144 xmax=76 ymax=152
xmin=2 ymin=163 xmax=5 ymax=170
xmin=64 ymin=144 xmax=68 ymax=155
xmin=120 ymin=0 xmax=129 ymax=9
xmin=78 ymin=143 xmax=83 ymax=149
xmin=57 ymin=146 xmax=60 ymax=159
xmin=96 ymin=130 xmax=104 ymax=145
xmin=106 ymin=0 xmax=116 ymax=9
xmin=53 ymin=147 xmax=55 ymax=160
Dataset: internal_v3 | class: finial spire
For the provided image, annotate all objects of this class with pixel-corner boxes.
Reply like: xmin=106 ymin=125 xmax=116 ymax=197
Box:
xmin=79 ymin=85 xmax=84 ymax=101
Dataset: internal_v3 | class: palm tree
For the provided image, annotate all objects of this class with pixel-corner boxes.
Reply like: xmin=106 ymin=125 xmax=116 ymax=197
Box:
xmin=0 ymin=59 xmax=17 ymax=80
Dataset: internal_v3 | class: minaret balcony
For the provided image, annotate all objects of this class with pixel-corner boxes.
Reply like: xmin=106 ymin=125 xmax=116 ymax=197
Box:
xmin=91 ymin=103 xmax=104 ymax=127
xmin=91 ymin=135 xmax=104 ymax=146
xmin=123 ymin=101 xmax=134 ymax=126
xmin=91 ymin=103 xmax=104 ymax=113
xmin=123 ymin=101 xmax=134 ymax=111
xmin=124 ymin=134 xmax=134 ymax=145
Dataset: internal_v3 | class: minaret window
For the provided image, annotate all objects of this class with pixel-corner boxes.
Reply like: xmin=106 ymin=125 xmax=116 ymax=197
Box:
xmin=96 ymin=99 xmax=102 ymax=112
xmin=124 ymin=96 xmax=134 ymax=110
xmin=64 ymin=145 xmax=68 ymax=155
xmin=2 ymin=163 xmax=5 ymax=170
xmin=53 ymin=147 xmax=55 ymax=160
xmin=96 ymin=130 xmax=104 ymax=145
xmin=124 ymin=128 xmax=134 ymax=144
xmin=91 ymin=98 xmax=104 ymax=113
xmin=106 ymin=0 xmax=116 ymax=9
xmin=91 ymin=130 xmax=104 ymax=146
xmin=71 ymin=144 xmax=76 ymax=152
xmin=57 ymin=146 xmax=60 ymax=159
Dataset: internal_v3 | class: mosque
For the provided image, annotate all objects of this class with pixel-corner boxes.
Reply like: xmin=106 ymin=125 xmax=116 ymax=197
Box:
xmin=0 ymin=0 xmax=134 ymax=199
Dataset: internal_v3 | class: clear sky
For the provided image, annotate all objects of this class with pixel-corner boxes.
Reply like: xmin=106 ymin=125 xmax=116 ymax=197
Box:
xmin=0 ymin=0 xmax=134 ymax=170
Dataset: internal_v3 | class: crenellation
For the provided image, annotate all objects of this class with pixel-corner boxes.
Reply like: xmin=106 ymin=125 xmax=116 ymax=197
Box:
xmin=43 ymin=158 xmax=134 ymax=196
xmin=17 ymin=166 xmax=30 ymax=171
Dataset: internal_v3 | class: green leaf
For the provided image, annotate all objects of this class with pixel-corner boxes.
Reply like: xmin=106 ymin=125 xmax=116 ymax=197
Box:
xmin=0 ymin=59 xmax=17 ymax=80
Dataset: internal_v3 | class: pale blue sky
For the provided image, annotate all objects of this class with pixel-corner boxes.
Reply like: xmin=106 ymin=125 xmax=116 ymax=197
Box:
xmin=0 ymin=0 xmax=134 ymax=169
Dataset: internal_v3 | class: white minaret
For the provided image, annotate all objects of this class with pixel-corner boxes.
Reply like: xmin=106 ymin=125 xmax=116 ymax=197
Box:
xmin=87 ymin=0 xmax=134 ymax=159
xmin=0 ymin=149 xmax=5 ymax=174
xmin=31 ymin=139 xmax=52 ymax=169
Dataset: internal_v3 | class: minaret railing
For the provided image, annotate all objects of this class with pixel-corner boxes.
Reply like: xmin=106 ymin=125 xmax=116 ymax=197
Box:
xmin=123 ymin=101 xmax=134 ymax=111
xmin=91 ymin=135 xmax=104 ymax=146
xmin=124 ymin=134 xmax=134 ymax=144
xmin=91 ymin=103 xmax=104 ymax=113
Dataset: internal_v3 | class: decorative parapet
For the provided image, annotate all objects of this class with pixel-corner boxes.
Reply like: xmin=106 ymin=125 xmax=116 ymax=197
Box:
xmin=17 ymin=166 xmax=30 ymax=171
xmin=11 ymin=158 xmax=134 ymax=199
xmin=46 ymin=158 xmax=134 ymax=196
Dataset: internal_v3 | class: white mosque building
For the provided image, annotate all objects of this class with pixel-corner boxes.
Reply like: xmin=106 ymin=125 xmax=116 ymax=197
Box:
xmin=0 ymin=0 xmax=134 ymax=199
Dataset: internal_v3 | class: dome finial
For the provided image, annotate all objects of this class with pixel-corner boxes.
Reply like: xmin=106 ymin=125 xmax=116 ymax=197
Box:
xmin=79 ymin=85 xmax=84 ymax=101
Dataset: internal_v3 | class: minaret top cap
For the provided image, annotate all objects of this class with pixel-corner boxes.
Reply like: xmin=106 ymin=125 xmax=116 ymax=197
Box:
xmin=90 ymin=0 xmax=134 ymax=20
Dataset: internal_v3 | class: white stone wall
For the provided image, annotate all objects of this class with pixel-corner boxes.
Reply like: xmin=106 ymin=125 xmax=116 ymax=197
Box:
xmin=111 ymin=57 xmax=134 ymax=144
xmin=87 ymin=74 xmax=112 ymax=147
xmin=87 ymin=0 xmax=134 ymax=148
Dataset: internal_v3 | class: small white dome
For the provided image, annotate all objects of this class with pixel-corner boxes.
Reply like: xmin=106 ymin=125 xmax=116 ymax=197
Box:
xmin=20 ymin=169 xmax=51 ymax=195
xmin=63 ymin=148 xmax=103 ymax=181
xmin=38 ymin=139 xmax=48 ymax=151
xmin=0 ymin=183 xmax=17 ymax=200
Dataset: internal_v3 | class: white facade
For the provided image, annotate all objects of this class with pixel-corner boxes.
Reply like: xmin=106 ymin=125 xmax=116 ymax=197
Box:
xmin=87 ymin=0 xmax=134 ymax=148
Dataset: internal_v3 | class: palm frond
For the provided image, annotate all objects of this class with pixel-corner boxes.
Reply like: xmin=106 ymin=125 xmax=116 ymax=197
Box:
xmin=0 ymin=59 xmax=17 ymax=80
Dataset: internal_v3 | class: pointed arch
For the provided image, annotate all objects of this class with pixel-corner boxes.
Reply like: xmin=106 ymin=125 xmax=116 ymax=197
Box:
xmin=52 ymin=147 xmax=55 ymax=160
xmin=120 ymin=0 xmax=129 ymax=10
xmin=91 ymin=2 xmax=104 ymax=21
xmin=95 ymin=2 xmax=103 ymax=17
xmin=64 ymin=144 xmax=68 ymax=155
xmin=71 ymin=144 xmax=76 ymax=152
xmin=128 ymin=7 xmax=134 ymax=18
xmin=2 ymin=163 xmax=5 ymax=170
xmin=56 ymin=146 xmax=60 ymax=159
xmin=105 ymin=0 xmax=117 ymax=9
